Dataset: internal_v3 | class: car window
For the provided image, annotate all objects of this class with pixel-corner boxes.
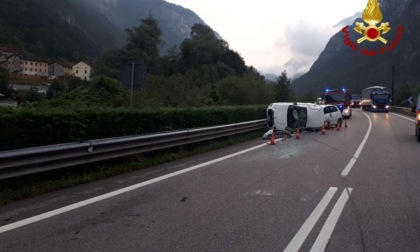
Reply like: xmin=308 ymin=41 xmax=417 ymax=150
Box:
xmin=330 ymin=106 xmax=338 ymax=113
xmin=323 ymin=107 xmax=330 ymax=114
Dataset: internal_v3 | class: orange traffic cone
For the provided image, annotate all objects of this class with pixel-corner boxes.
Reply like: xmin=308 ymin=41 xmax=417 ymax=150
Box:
xmin=321 ymin=126 xmax=326 ymax=135
xmin=296 ymin=129 xmax=300 ymax=139
xmin=344 ymin=120 xmax=348 ymax=128
xmin=336 ymin=123 xmax=341 ymax=131
xmin=270 ymin=130 xmax=276 ymax=145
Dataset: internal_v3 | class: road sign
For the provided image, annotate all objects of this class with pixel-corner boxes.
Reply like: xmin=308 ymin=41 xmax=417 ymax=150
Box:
xmin=408 ymin=96 xmax=414 ymax=104
xmin=120 ymin=60 xmax=147 ymax=108
xmin=120 ymin=60 xmax=147 ymax=88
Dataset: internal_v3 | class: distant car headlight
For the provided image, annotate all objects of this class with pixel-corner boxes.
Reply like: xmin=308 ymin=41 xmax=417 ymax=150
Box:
xmin=386 ymin=105 xmax=389 ymax=109
xmin=372 ymin=105 xmax=377 ymax=109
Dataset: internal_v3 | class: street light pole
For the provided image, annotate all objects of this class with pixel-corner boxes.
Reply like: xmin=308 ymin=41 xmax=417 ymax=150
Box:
xmin=391 ymin=66 xmax=395 ymax=106
xmin=130 ymin=62 xmax=134 ymax=108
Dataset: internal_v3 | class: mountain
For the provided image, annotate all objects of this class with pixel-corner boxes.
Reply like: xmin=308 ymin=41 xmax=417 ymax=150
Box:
xmin=283 ymin=57 xmax=311 ymax=80
xmin=264 ymin=73 xmax=278 ymax=82
xmin=0 ymin=0 xmax=211 ymax=60
xmin=0 ymin=0 xmax=125 ymax=60
xmin=80 ymin=0 xmax=210 ymax=53
xmin=292 ymin=0 xmax=418 ymax=96
xmin=333 ymin=12 xmax=362 ymax=28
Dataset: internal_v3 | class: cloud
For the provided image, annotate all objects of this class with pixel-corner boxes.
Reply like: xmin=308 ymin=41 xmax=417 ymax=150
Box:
xmin=276 ymin=21 xmax=336 ymax=77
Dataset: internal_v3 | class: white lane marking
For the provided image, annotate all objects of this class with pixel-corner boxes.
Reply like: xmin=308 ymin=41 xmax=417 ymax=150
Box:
xmin=341 ymin=112 xmax=372 ymax=177
xmin=284 ymin=187 xmax=338 ymax=252
xmin=0 ymin=142 xmax=269 ymax=234
xmin=390 ymin=112 xmax=415 ymax=123
xmin=310 ymin=188 xmax=353 ymax=252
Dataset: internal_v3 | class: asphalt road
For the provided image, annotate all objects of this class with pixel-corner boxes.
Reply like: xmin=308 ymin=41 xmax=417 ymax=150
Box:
xmin=1 ymin=109 xmax=420 ymax=252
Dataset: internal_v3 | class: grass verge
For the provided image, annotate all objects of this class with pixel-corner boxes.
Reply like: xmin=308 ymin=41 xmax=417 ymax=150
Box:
xmin=0 ymin=130 xmax=265 ymax=206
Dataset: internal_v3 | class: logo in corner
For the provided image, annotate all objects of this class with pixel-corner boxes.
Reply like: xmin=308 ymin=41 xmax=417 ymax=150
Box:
xmin=341 ymin=0 xmax=403 ymax=56
xmin=354 ymin=0 xmax=390 ymax=44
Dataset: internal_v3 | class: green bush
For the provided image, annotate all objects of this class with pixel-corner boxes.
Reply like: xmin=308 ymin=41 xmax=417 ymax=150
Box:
xmin=0 ymin=105 xmax=266 ymax=151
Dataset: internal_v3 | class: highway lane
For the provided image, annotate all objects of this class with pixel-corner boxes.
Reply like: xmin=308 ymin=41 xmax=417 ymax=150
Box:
xmin=328 ymin=111 xmax=420 ymax=251
xmin=1 ymin=109 xmax=420 ymax=251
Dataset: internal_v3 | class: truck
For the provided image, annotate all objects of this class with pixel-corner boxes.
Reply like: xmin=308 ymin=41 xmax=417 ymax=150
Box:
xmin=361 ymin=86 xmax=390 ymax=112
xmin=350 ymin=94 xmax=362 ymax=108
xmin=323 ymin=88 xmax=352 ymax=119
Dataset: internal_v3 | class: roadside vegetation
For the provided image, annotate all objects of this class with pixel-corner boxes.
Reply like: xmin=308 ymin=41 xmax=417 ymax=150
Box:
xmin=0 ymin=18 xmax=298 ymax=151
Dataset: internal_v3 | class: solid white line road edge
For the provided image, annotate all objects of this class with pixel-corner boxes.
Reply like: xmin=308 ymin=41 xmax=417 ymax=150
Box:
xmin=284 ymin=187 xmax=338 ymax=252
xmin=310 ymin=188 xmax=353 ymax=252
xmin=0 ymin=142 xmax=270 ymax=234
xmin=341 ymin=112 xmax=372 ymax=177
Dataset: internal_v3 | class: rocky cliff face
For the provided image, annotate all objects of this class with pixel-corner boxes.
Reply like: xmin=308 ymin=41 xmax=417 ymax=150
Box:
xmin=0 ymin=0 xmax=212 ymax=60
xmin=83 ymin=0 xmax=209 ymax=53
xmin=292 ymin=0 xmax=419 ymax=96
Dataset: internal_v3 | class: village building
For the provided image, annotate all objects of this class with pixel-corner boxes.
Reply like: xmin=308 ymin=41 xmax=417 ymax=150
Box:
xmin=0 ymin=46 xmax=18 ymax=57
xmin=49 ymin=62 xmax=74 ymax=77
xmin=2 ymin=54 xmax=22 ymax=73
xmin=72 ymin=61 xmax=92 ymax=81
xmin=20 ymin=53 xmax=49 ymax=77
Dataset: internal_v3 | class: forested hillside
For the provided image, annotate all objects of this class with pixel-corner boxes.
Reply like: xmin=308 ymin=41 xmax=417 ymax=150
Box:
xmin=0 ymin=0 xmax=125 ymax=61
xmin=0 ymin=0 xmax=214 ymax=61
xmin=84 ymin=0 xmax=211 ymax=53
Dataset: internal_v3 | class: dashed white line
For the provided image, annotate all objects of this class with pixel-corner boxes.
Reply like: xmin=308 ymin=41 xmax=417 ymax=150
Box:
xmin=0 ymin=142 xmax=270 ymax=234
xmin=310 ymin=188 xmax=353 ymax=252
xmin=284 ymin=187 xmax=338 ymax=252
xmin=341 ymin=112 xmax=372 ymax=177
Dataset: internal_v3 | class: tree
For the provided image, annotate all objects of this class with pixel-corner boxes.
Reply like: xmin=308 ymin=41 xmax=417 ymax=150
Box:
xmin=275 ymin=70 xmax=294 ymax=102
xmin=190 ymin=23 xmax=217 ymax=41
xmin=180 ymin=23 xmax=248 ymax=81
xmin=300 ymin=91 xmax=316 ymax=103
xmin=123 ymin=17 xmax=164 ymax=74
xmin=94 ymin=49 xmax=122 ymax=79
xmin=159 ymin=45 xmax=181 ymax=76
xmin=0 ymin=68 xmax=12 ymax=96
xmin=46 ymin=79 xmax=67 ymax=99
xmin=90 ymin=76 xmax=129 ymax=108
xmin=216 ymin=75 xmax=274 ymax=105
xmin=221 ymin=49 xmax=247 ymax=76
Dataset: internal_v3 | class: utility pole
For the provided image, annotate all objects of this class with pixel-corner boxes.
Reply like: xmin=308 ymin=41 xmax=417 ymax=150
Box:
xmin=391 ymin=66 xmax=395 ymax=106
xmin=130 ymin=62 xmax=134 ymax=108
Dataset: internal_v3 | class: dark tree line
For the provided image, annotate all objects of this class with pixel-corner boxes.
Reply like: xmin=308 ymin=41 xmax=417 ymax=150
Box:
xmin=1 ymin=17 xmax=297 ymax=108
xmin=94 ymin=17 xmax=296 ymax=107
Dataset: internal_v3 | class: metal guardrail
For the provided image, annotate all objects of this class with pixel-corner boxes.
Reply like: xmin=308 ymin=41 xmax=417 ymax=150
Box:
xmin=388 ymin=106 xmax=416 ymax=117
xmin=0 ymin=119 xmax=266 ymax=180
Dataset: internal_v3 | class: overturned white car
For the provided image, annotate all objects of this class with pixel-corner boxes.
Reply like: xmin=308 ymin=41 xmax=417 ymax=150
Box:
xmin=263 ymin=102 xmax=325 ymax=139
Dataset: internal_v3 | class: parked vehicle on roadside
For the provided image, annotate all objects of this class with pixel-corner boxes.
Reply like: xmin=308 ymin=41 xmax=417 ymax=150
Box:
xmin=321 ymin=104 xmax=343 ymax=128
xmin=415 ymin=94 xmax=420 ymax=142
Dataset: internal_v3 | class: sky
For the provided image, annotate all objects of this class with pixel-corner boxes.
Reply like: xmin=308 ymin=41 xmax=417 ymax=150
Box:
xmin=165 ymin=0 xmax=366 ymax=78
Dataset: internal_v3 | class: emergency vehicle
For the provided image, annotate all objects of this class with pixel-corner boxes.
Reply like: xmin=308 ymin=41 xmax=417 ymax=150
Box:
xmin=323 ymin=88 xmax=352 ymax=119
